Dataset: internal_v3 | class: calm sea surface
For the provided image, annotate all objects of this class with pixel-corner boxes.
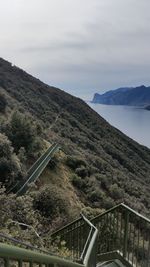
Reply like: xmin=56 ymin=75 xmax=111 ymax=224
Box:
xmin=88 ymin=103 xmax=150 ymax=149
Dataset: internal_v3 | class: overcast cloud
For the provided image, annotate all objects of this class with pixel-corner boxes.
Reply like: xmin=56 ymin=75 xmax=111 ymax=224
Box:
xmin=0 ymin=0 xmax=150 ymax=99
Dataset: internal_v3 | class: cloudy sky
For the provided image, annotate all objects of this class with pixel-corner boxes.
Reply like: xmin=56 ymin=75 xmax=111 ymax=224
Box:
xmin=0 ymin=0 xmax=150 ymax=99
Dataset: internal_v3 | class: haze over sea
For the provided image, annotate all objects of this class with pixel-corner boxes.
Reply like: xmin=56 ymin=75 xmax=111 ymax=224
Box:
xmin=88 ymin=103 xmax=150 ymax=149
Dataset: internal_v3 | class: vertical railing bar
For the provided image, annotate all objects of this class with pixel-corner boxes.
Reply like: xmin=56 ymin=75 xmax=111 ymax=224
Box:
xmin=79 ymin=220 xmax=82 ymax=257
xmin=69 ymin=224 xmax=72 ymax=259
xmin=29 ymin=261 xmax=33 ymax=267
xmin=141 ymin=220 xmax=146 ymax=267
xmin=74 ymin=222 xmax=78 ymax=259
xmin=111 ymin=210 xmax=113 ymax=251
xmin=109 ymin=212 xmax=111 ymax=251
xmin=147 ymin=228 xmax=150 ymax=267
xmin=74 ymin=222 xmax=76 ymax=259
xmin=116 ymin=209 xmax=119 ymax=249
xmin=128 ymin=219 xmax=132 ymax=262
xmin=109 ymin=211 xmax=112 ymax=251
xmin=123 ymin=209 xmax=129 ymax=259
xmin=77 ymin=221 xmax=79 ymax=259
xmin=102 ymin=216 xmax=105 ymax=253
xmin=5 ymin=258 xmax=9 ymax=267
xmin=72 ymin=223 xmax=74 ymax=260
xmin=18 ymin=259 xmax=23 ymax=267
xmin=107 ymin=212 xmax=110 ymax=251
xmin=96 ymin=218 xmax=99 ymax=254
xmin=97 ymin=219 xmax=100 ymax=254
xmin=136 ymin=220 xmax=140 ymax=267
xmin=120 ymin=210 xmax=123 ymax=253
xmin=106 ymin=213 xmax=109 ymax=252
xmin=112 ymin=209 xmax=116 ymax=250
xmin=132 ymin=218 xmax=136 ymax=267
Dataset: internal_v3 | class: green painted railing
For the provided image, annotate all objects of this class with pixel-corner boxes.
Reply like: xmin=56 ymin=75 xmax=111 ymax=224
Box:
xmin=0 ymin=214 xmax=98 ymax=267
xmin=0 ymin=242 xmax=84 ymax=267
xmin=93 ymin=203 xmax=150 ymax=267
xmin=7 ymin=143 xmax=60 ymax=195
xmin=52 ymin=204 xmax=150 ymax=267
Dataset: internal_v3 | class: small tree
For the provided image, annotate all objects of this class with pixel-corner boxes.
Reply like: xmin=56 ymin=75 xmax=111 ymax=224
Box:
xmin=4 ymin=111 xmax=43 ymax=155
xmin=9 ymin=111 xmax=35 ymax=152
xmin=0 ymin=133 xmax=24 ymax=187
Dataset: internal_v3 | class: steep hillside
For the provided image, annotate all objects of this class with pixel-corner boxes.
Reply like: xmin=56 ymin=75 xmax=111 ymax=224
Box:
xmin=0 ymin=58 xmax=150 ymax=219
xmin=92 ymin=86 xmax=150 ymax=106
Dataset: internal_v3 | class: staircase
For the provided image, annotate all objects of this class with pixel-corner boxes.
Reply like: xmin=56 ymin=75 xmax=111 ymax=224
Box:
xmin=0 ymin=203 xmax=149 ymax=267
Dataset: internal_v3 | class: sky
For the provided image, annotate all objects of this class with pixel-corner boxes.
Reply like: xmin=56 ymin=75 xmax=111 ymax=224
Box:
xmin=0 ymin=0 xmax=150 ymax=100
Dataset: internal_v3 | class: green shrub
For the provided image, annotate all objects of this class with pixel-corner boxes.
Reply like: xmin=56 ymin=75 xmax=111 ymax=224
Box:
xmin=33 ymin=185 xmax=70 ymax=221
xmin=102 ymin=196 xmax=115 ymax=209
xmin=75 ymin=166 xmax=88 ymax=178
xmin=3 ymin=111 xmax=43 ymax=155
xmin=71 ymin=174 xmax=86 ymax=189
xmin=88 ymin=189 xmax=104 ymax=202
xmin=109 ymin=183 xmax=124 ymax=200
xmin=66 ymin=156 xmax=87 ymax=170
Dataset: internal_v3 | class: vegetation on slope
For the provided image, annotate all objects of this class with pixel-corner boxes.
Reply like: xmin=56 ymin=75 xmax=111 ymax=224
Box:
xmin=0 ymin=57 xmax=150 ymax=242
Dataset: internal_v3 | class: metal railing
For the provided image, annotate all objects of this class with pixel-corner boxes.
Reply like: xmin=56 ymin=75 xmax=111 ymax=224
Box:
xmin=80 ymin=214 xmax=98 ymax=267
xmin=0 ymin=215 xmax=98 ymax=267
xmin=93 ymin=203 xmax=150 ymax=267
xmin=52 ymin=204 xmax=150 ymax=267
xmin=7 ymin=143 xmax=60 ymax=195
xmin=0 ymin=242 xmax=84 ymax=267
xmin=6 ymin=143 xmax=55 ymax=194
xmin=0 ymin=204 xmax=149 ymax=267
xmin=52 ymin=214 xmax=98 ymax=266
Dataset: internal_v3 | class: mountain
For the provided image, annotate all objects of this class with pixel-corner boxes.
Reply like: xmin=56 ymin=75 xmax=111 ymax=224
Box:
xmin=145 ymin=105 xmax=150 ymax=110
xmin=0 ymin=58 xmax=150 ymax=221
xmin=92 ymin=86 xmax=150 ymax=106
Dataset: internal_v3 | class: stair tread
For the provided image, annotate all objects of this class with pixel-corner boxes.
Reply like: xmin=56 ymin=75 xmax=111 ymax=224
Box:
xmin=97 ymin=259 xmax=125 ymax=267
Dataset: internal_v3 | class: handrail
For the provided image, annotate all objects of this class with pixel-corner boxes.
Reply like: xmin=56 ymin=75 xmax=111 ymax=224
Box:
xmin=26 ymin=143 xmax=56 ymax=177
xmin=0 ymin=204 xmax=149 ymax=267
xmin=0 ymin=232 xmax=51 ymax=255
xmin=121 ymin=203 xmax=150 ymax=223
xmin=0 ymin=215 xmax=98 ymax=267
xmin=52 ymin=217 xmax=83 ymax=237
xmin=52 ymin=203 xmax=150 ymax=267
xmin=7 ymin=143 xmax=59 ymax=195
xmin=17 ymin=143 xmax=60 ymax=195
xmin=52 ymin=204 xmax=123 ymax=237
xmin=93 ymin=203 xmax=150 ymax=267
xmin=80 ymin=214 xmax=98 ymax=267
xmin=51 ymin=214 xmax=98 ymax=267
xmin=92 ymin=203 xmax=150 ymax=224
xmin=0 ymin=242 xmax=84 ymax=267
xmin=6 ymin=143 xmax=56 ymax=194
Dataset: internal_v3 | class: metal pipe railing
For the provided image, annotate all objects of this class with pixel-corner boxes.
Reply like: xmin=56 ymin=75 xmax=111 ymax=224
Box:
xmin=0 ymin=215 xmax=98 ymax=267
xmin=0 ymin=242 xmax=84 ymax=267
xmin=80 ymin=214 xmax=98 ymax=267
xmin=52 ymin=203 xmax=150 ymax=267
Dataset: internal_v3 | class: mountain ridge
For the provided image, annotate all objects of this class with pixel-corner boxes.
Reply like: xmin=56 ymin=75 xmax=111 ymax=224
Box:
xmin=92 ymin=85 xmax=150 ymax=106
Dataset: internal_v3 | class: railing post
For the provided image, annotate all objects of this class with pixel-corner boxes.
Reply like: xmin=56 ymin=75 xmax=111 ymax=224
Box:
xmin=5 ymin=259 xmax=9 ymax=267
xmin=123 ymin=209 xmax=129 ymax=259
